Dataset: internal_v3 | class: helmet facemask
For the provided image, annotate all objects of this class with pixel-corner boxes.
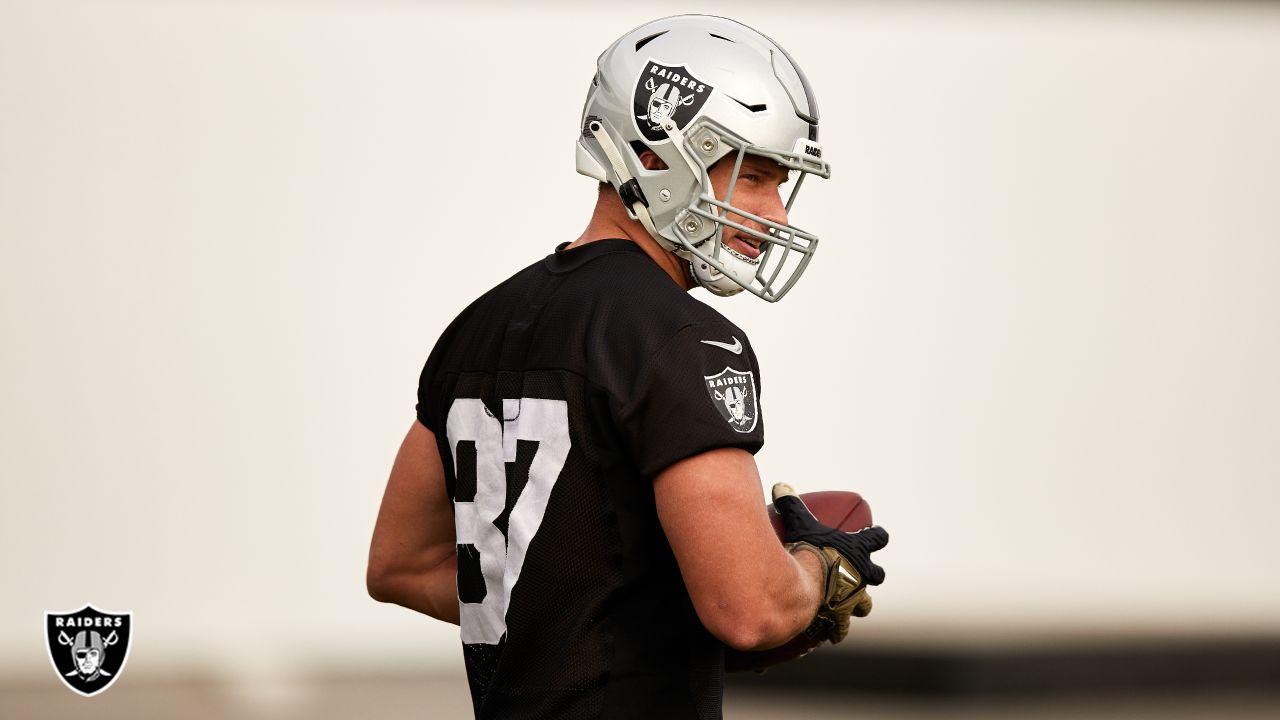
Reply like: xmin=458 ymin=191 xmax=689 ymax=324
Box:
xmin=663 ymin=118 xmax=830 ymax=302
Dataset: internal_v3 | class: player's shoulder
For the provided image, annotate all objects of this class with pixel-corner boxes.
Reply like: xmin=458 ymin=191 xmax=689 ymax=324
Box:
xmin=545 ymin=239 xmax=745 ymax=339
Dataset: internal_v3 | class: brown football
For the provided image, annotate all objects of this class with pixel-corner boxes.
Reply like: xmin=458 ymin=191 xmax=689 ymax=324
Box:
xmin=765 ymin=490 xmax=872 ymax=538
xmin=726 ymin=490 xmax=873 ymax=674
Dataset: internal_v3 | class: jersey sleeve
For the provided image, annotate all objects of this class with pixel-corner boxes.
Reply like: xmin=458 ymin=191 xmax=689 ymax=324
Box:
xmin=614 ymin=322 xmax=765 ymax=478
xmin=415 ymin=321 xmax=455 ymax=434
xmin=415 ymin=357 xmax=437 ymax=432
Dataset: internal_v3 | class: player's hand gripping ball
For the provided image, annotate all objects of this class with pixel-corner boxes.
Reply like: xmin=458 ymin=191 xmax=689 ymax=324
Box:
xmin=724 ymin=485 xmax=888 ymax=673
xmin=775 ymin=482 xmax=888 ymax=639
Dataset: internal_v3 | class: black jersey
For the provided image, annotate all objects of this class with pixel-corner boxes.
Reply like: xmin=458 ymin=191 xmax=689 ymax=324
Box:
xmin=416 ymin=239 xmax=765 ymax=720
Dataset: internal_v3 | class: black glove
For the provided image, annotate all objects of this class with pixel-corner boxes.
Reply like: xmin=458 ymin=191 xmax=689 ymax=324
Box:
xmin=772 ymin=483 xmax=889 ymax=589
xmin=772 ymin=483 xmax=889 ymax=643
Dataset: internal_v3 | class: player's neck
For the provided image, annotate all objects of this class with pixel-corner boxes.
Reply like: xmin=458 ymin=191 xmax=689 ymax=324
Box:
xmin=569 ymin=188 xmax=693 ymax=291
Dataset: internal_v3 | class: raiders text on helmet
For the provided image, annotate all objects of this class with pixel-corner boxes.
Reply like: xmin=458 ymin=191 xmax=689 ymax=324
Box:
xmin=576 ymin=15 xmax=831 ymax=302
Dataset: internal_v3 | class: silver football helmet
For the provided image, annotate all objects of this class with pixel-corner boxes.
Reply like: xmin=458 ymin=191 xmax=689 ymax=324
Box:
xmin=577 ymin=15 xmax=831 ymax=302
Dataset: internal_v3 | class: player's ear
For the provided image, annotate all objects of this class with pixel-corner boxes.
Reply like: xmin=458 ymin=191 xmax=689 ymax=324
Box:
xmin=637 ymin=149 xmax=668 ymax=171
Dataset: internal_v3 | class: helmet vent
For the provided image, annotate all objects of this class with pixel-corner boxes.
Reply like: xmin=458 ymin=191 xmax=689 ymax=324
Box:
xmin=709 ymin=33 xmax=736 ymax=43
xmin=729 ymin=96 xmax=768 ymax=113
xmin=634 ymin=31 xmax=668 ymax=51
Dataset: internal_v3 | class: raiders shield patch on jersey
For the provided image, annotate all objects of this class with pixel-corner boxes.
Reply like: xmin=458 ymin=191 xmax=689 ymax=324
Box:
xmin=704 ymin=367 xmax=758 ymax=434
xmin=45 ymin=604 xmax=132 ymax=697
xmin=633 ymin=60 xmax=714 ymax=143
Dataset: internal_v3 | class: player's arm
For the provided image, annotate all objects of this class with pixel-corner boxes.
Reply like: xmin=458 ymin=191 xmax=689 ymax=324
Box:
xmin=654 ymin=447 xmax=825 ymax=651
xmin=366 ymin=420 xmax=460 ymax=625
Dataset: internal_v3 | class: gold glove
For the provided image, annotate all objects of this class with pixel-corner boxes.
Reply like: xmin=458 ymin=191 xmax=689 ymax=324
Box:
xmin=787 ymin=541 xmax=873 ymax=644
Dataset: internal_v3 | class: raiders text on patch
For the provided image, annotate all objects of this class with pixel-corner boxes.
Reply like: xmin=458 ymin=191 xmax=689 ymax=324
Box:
xmin=703 ymin=366 xmax=759 ymax=434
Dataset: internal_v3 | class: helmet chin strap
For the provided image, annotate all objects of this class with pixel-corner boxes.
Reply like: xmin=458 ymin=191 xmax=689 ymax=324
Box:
xmin=587 ymin=119 xmax=667 ymax=247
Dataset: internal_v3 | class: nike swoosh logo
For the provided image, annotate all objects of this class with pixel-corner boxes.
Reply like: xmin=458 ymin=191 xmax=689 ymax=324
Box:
xmin=700 ymin=337 xmax=743 ymax=354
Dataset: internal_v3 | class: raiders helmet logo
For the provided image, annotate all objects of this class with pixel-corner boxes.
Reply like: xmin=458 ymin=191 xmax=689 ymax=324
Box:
xmin=704 ymin=367 xmax=759 ymax=434
xmin=45 ymin=604 xmax=132 ymax=697
xmin=633 ymin=60 xmax=714 ymax=143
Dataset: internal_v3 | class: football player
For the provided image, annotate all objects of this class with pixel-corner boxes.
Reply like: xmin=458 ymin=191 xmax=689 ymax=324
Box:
xmin=368 ymin=15 xmax=889 ymax=719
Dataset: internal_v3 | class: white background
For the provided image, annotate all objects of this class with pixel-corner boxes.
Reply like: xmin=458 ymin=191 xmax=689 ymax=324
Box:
xmin=2 ymin=0 xmax=1278 ymax=681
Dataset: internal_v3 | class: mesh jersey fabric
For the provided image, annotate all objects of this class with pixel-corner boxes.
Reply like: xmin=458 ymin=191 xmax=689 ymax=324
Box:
xmin=415 ymin=239 xmax=766 ymax=720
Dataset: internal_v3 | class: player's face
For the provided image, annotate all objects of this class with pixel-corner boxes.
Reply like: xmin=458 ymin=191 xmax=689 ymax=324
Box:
xmin=707 ymin=154 xmax=791 ymax=260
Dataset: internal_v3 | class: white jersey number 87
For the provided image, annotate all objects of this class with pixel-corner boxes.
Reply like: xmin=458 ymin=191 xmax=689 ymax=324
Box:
xmin=445 ymin=398 xmax=570 ymax=645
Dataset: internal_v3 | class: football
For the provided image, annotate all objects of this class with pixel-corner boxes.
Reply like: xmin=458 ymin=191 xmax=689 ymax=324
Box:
xmin=726 ymin=490 xmax=873 ymax=674
xmin=765 ymin=490 xmax=872 ymax=538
